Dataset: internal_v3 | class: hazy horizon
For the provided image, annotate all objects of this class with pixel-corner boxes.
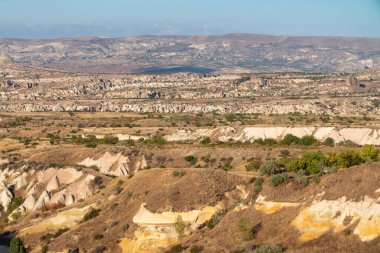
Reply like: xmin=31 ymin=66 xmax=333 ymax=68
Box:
xmin=0 ymin=0 xmax=379 ymax=39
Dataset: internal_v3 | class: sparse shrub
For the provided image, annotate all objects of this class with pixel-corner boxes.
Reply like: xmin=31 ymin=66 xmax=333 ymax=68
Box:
xmin=338 ymin=140 xmax=357 ymax=147
xmin=295 ymin=170 xmax=309 ymax=187
xmin=10 ymin=211 xmax=21 ymax=220
xmin=93 ymin=176 xmax=103 ymax=187
xmin=190 ymin=245 xmax=204 ymax=253
xmin=172 ymin=170 xmax=186 ymax=177
xmin=92 ymin=245 xmax=106 ymax=253
xmin=252 ymin=244 xmax=283 ymax=253
xmin=82 ymin=208 xmax=100 ymax=222
xmin=93 ymin=234 xmax=103 ymax=240
xmin=253 ymin=177 xmax=264 ymax=194
xmin=312 ymin=175 xmax=321 ymax=184
xmin=146 ymin=135 xmax=167 ymax=145
xmin=174 ymin=216 xmax=186 ymax=237
xmin=245 ymin=158 xmax=261 ymax=172
xmin=205 ymin=211 xmax=225 ymax=229
xmin=280 ymin=149 xmax=290 ymax=157
xmin=53 ymin=228 xmax=69 ymax=238
xmin=344 ymin=229 xmax=353 ymax=236
xmin=223 ymin=160 xmax=233 ymax=171
xmin=165 ymin=244 xmax=185 ymax=253
xmin=184 ymin=155 xmax=197 ymax=165
xmin=259 ymin=161 xmax=278 ymax=176
xmin=238 ymin=218 xmax=254 ymax=241
xmin=122 ymin=223 xmax=130 ymax=231
xmin=10 ymin=237 xmax=26 ymax=253
xmin=271 ymin=173 xmax=289 ymax=186
xmin=2 ymin=216 xmax=8 ymax=224
xmin=200 ymin=137 xmax=211 ymax=145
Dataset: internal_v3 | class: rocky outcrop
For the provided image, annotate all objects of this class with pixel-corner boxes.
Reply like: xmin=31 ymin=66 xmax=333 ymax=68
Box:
xmin=217 ymin=126 xmax=380 ymax=145
xmin=292 ymin=193 xmax=380 ymax=242
xmin=26 ymin=168 xmax=95 ymax=211
xmin=0 ymin=182 xmax=13 ymax=211
xmin=79 ymin=152 xmax=143 ymax=176
xmin=121 ymin=202 xmax=223 ymax=253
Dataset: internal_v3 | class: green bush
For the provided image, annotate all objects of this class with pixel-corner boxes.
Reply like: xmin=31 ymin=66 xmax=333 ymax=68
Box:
xmin=271 ymin=173 xmax=289 ymax=186
xmin=253 ymin=177 xmax=264 ymax=194
xmin=323 ymin=137 xmax=335 ymax=147
xmin=360 ymin=145 xmax=379 ymax=162
xmin=10 ymin=237 xmax=26 ymax=253
xmin=298 ymin=135 xmax=318 ymax=146
xmin=259 ymin=161 xmax=279 ymax=176
xmin=329 ymin=150 xmax=362 ymax=168
xmin=280 ymin=134 xmax=300 ymax=145
xmin=286 ymin=152 xmax=327 ymax=174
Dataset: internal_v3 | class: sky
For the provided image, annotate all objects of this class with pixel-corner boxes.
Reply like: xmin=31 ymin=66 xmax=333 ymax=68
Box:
xmin=0 ymin=0 xmax=379 ymax=39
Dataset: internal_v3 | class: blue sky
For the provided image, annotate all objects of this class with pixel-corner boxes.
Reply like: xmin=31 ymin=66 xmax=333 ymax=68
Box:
xmin=0 ymin=0 xmax=379 ymax=38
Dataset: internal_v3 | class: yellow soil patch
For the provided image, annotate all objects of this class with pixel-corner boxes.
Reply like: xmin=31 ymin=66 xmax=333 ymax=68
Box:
xmin=133 ymin=203 xmax=223 ymax=227
xmin=292 ymin=207 xmax=347 ymax=241
xmin=120 ymin=237 xmax=177 ymax=253
xmin=354 ymin=215 xmax=380 ymax=241
xmin=19 ymin=205 xmax=93 ymax=236
xmin=255 ymin=201 xmax=300 ymax=214
xmin=291 ymin=196 xmax=380 ymax=242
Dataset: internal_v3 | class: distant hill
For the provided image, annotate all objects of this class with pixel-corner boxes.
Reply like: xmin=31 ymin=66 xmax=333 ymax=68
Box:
xmin=0 ymin=34 xmax=379 ymax=73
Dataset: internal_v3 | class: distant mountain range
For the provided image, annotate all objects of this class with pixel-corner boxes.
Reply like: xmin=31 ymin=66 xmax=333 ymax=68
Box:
xmin=0 ymin=34 xmax=379 ymax=73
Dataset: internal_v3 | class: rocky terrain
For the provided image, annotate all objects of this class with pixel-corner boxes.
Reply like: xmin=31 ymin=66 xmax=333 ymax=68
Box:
xmin=0 ymin=34 xmax=379 ymax=252
xmin=0 ymin=111 xmax=378 ymax=252
xmin=1 ymin=52 xmax=380 ymax=115
xmin=1 ymin=34 xmax=380 ymax=73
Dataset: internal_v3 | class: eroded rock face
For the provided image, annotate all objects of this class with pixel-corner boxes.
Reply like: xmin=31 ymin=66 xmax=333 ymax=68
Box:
xmin=0 ymin=182 xmax=13 ymax=211
xmin=254 ymin=193 xmax=380 ymax=242
xmin=292 ymin=194 xmax=380 ymax=242
xmin=120 ymin=203 xmax=223 ymax=253
xmin=217 ymin=126 xmax=380 ymax=145
xmin=78 ymin=152 xmax=146 ymax=176
xmin=25 ymin=168 xmax=95 ymax=211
